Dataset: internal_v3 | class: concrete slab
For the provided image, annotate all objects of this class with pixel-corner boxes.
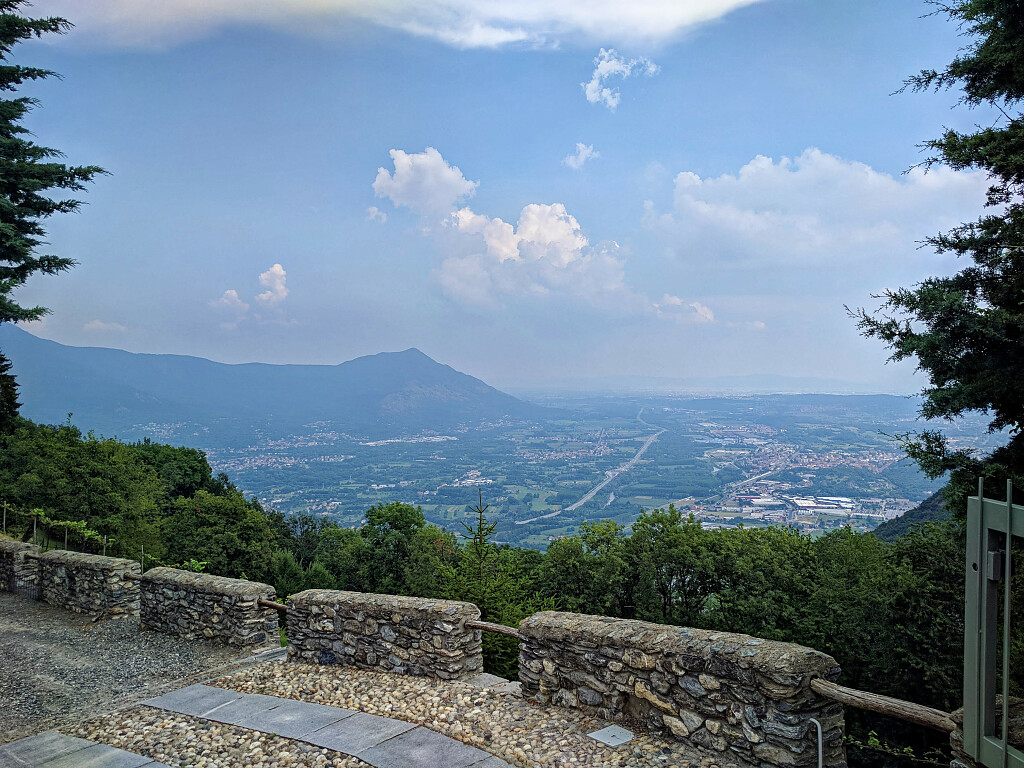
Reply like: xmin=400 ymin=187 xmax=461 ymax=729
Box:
xmin=37 ymin=743 xmax=154 ymax=768
xmin=305 ymin=712 xmax=416 ymax=755
xmin=140 ymin=684 xmax=242 ymax=717
xmin=357 ymin=725 xmax=493 ymax=768
xmin=0 ymin=731 xmax=94 ymax=766
xmin=468 ymin=757 xmax=515 ymax=768
xmin=198 ymin=692 xmax=282 ymax=725
xmin=234 ymin=698 xmax=356 ymax=739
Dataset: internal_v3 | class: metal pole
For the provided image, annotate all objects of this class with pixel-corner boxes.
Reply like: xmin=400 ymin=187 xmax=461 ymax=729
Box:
xmin=140 ymin=543 xmax=144 ymax=570
xmin=103 ymin=535 xmax=107 ymax=557
xmin=32 ymin=515 xmax=36 ymax=546
xmin=64 ymin=527 xmax=67 ymax=550
xmin=1002 ymin=480 xmax=1013 ymax=768
xmin=2 ymin=500 xmax=6 ymax=534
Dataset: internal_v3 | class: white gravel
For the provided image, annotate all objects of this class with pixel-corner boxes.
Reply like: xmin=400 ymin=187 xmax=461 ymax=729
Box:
xmin=69 ymin=706 xmax=369 ymax=768
xmin=213 ymin=661 xmax=721 ymax=768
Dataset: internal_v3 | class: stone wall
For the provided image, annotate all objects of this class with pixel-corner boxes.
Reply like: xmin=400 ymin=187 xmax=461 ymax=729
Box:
xmin=0 ymin=539 xmax=40 ymax=592
xmin=287 ymin=589 xmax=484 ymax=680
xmin=139 ymin=567 xmax=278 ymax=647
xmin=38 ymin=550 xmax=140 ymax=615
xmin=519 ymin=612 xmax=846 ymax=768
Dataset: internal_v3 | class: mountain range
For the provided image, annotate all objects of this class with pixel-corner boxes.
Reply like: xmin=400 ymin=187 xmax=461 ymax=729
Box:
xmin=0 ymin=325 xmax=546 ymax=439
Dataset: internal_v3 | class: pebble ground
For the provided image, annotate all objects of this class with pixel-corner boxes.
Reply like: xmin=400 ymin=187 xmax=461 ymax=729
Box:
xmin=214 ymin=661 xmax=720 ymax=768
xmin=69 ymin=706 xmax=369 ymax=768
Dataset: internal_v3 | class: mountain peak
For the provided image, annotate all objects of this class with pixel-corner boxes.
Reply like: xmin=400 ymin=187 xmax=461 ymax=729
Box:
xmin=1 ymin=327 xmax=545 ymax=439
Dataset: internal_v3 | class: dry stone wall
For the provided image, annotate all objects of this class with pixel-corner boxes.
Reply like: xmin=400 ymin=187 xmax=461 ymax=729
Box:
xmin=519 ymin=612 xmax=846 ymax=768
xmin=287 ymin=589 xmax=484 ymax=680
xmin=139 ymin=567 xmax=278 ymax=647
xmin=0 ymin=539 xmax=40 ymax=592
xmin=38 ymin=550 xmax=140 ymax=615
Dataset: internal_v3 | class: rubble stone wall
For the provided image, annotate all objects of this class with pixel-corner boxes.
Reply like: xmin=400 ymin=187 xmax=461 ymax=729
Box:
xmin=287 ymin=589 xmax=484 ymax=680
xmin=38 ymin=550 xmax=140 ymax=615
xmin=139 ymin=567 xmax=278 ymax=647
xmin=519 ymin=612 xmax=846 ymax=768
xmin=0 ymin=539 xmax=40 ymax=592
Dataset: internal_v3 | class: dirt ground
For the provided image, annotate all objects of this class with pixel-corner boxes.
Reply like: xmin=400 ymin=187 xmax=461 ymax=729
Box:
xmin=0 ymin=591 xmax=282 ymax=744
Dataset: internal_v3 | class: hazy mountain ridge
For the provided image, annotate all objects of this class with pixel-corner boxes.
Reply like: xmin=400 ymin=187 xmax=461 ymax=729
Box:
xmin=0 ymin=325 xmax=546 ymax=438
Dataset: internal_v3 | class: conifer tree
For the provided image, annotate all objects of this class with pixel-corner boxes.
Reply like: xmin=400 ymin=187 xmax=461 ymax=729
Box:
xmin=0 ymin=1 xmax=104 ymax=326
xmin=854 ymin=0 xmax=1024 ymax=509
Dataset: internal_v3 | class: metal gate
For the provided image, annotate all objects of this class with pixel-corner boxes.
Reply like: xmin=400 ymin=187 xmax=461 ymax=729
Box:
xmin=965 ymin=479 xmax=1023 ymax=768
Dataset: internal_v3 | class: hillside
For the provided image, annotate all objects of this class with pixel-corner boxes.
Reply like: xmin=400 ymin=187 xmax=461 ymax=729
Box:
xmin=872 ymin=491 xmax=950 ymax=541
xmin=0 ymin=325 xmax=546 ymax=439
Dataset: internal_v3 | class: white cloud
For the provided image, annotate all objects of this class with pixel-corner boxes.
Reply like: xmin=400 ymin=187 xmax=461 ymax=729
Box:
xmin=563 ymin=143 xmax=600 ymax=170
xmin=373 ymin=148 xmax=478 ymax=218
xmin=82 ymin=319 xmax=128 ymax=333
xmin=654 ymin=294 xmax=715 ymax=323
xmin=210 ymin=289 xmax=250 ymax=314
xmin=256 ymin=263 xmax=289 ymax=306
xmin=373 ymin=146 xmax=700 ymax=315
xmin=33 ymin=0 xmax=767 ymax=49
xmin=366 ymin=206 xmax=387 ymax=224
xmin=582 ymin=48 xmax=659 ymax=111
xmin=647 ymin=148 xmax=990 ymax=269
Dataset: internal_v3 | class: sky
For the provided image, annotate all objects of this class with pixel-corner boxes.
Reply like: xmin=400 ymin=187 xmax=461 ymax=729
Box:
xmin=10 ymin=0 xmax=997 ymax=391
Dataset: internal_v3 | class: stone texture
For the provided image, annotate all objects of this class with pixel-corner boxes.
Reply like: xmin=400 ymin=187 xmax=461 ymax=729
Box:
xmin=39 ymin=550 xmax=140 ymax=616
xmin=286 ymin=589 xmax=484 ymax=680
xmin=139 ymin=567 xmax=278 ymax=646
xmin=518 ymin=611 xmax=846 ymax=768
xmin=0 ymin=539 xmax=39 ymax=592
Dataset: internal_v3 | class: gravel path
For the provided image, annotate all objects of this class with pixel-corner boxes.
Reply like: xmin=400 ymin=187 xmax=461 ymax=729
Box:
xmin=214 ymin=661 xmax=719 ymax=768
xmin=69 ymin=707 xmax=369 ymax=768
xmin=0 ymin=592 xmax=279 ymax=745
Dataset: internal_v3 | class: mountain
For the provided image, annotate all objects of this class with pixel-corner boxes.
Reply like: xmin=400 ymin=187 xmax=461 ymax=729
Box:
xmin=0 ymin=325 xmax=546 ymax=440
xmin=506 ymin=373 xmax=894 ymax=396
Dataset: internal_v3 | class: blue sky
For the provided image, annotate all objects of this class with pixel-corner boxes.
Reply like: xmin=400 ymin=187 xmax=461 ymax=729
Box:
xmin=13 ymin=0 xmax=995 ymax=390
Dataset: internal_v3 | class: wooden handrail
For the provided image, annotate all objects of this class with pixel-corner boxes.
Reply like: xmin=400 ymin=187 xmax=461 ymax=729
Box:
xmin=258 ymin=598 xmax=289 ymax=612
xmin=810 ymin=678 xmax=956 ymax=733
xmin=466 ymin=619 xmax=520 ymax=639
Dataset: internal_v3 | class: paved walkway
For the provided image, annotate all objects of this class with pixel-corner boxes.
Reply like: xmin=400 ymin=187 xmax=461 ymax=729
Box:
xmin=0 ymin=683 xmax=511 ymax=768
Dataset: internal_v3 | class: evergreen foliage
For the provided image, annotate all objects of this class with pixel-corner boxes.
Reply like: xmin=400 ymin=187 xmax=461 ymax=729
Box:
xmin=0 ymin=349 xmax=18 ymax=434
xmin=852 ymin=0 xmax=1024 ymax=510
xmin=0 ymin=0 xmax=105 ymax=325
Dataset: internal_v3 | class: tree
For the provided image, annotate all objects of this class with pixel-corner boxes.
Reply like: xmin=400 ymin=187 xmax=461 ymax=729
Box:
xmin=852 ymin=0 xmax=1024 ymax=510
xmin=0 ymin=1 xmax=105 ymax=325
xmin=0 ymin=349 xmax=19 ymax=434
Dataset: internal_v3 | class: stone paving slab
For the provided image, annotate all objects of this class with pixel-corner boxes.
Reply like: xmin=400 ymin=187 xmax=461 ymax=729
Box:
xmin=140 ymin=683 xmax=514 ymax=768
xmin=0 ymin=730 xmax=170 ymax=768
xmin=356 ymin=725 xmax=493 ymax=768
xmin=305 ymin=711 xmax=418 ymax=756
xmin=0 ymin=731 xmax=95 ymax=766
xmin=233 ymin=698 xmax=357 ymax=739
xmin=196 ymin=691 xmax=282 ymax=725
xmin=140 ymin=683 xmax=244 ymax=718
xmin=36 ymin=743 xmax=156 ymax=768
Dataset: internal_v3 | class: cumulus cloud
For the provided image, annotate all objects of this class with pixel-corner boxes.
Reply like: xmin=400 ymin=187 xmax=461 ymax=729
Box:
xmin=82 ymin=319 xmax=128 ymax=333
xmin=654 ymin=294 xmax=715 ymax=324
xmin=210 ymin=289 xmax=250 ymax=314
xmin=32 ymin=0 xmax=767 ymax=49
xmin=212 ymin=264 xmax=291 ymax=329
xmin=582 ymin=48 xmax=659 ymax=111
xmin=563 ymin=143 xmax=600 ymax=170
xmin=373 ymin=146 xmax=703 ymax=317
xmin=366 ymin=206 xmax=387 ymax=223
xmin=373 ymin=148 xmax=478 ymax=218
xmin=256 ymin=263 xmax=289 ymax=306
xmin=647 ymin=148 xmax=990 ymax=269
